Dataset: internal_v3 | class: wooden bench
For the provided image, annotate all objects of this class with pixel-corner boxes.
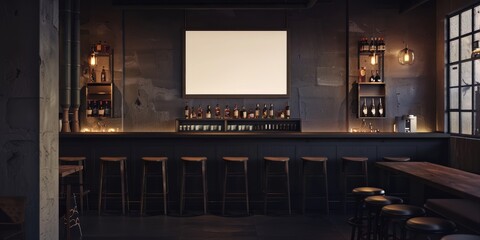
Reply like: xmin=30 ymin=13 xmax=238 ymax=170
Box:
xmin=425 ymin=199 xmax=480 ymax=234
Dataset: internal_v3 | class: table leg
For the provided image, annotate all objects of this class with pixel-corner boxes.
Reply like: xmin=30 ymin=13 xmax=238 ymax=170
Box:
xmin=409 ymin=178 xmax=424 ymax=205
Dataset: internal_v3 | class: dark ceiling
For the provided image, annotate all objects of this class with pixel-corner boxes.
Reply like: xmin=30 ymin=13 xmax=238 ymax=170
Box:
xmin=112 ymin=0 xmax=320 ymax=9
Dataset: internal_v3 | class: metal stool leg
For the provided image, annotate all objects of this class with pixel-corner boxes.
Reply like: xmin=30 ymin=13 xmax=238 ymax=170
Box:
xmin=162 ymin=161 xmax=168 ymax=215
xmin=323 ymin=160 xmax=329 ymax=215
xmin=180 ymin=161 xmax=186 ymax=215
xmin=302 ymin=160 xmax=306 ymax=214
xmin=140 ymin=161 xmax=146 ymax=215
xmin=285 ymin=161 xmax=291 ymax=215
xmin=202 ymin=160 xmax=207 ymax=215
xmin=244 ymin=160 xmax=249 ymax=214
xmin=264 ymin=161 xmax=269 ymax=215
xmin=120 ymin=160 xmax=126 ymax=215
xmin=98 ymin=162 xmax=104 ymax=215
xmin=222 ymin=162 xmax=228 ymax=215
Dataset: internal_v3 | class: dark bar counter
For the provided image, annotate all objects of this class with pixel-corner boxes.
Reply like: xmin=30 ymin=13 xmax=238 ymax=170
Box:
xmin=60 ymin=132 xmax=449 ymax=213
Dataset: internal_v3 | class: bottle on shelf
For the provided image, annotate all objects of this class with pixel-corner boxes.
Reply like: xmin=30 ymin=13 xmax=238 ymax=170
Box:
xmin=215 ymin=104 xmax=221 ymax=119
xmin=98 ymin=101 xmax=105 ymax=117
xmin=370 ymin=98 xmax=376 ymax=117
xmin=285 ymin=102 xmax=290 ymax=119
xmin=86 ymin=101 xmax=93 ymax=117
xmin=190 ymin=106 xmax=195 ymax=119
xmin=100 ymin=66 xmax=106 ymax=82
xmin=90 ymin=68 xmax=96 ymax=82
xmin=184 ymin=102 xmax=189 ymax=119
xmin=233 ymin=104 xmax=239 ymax=119
xmin=359 ymin=67 xmax=366 ymax=82
xmin=92 ymin=101 xmax=98 ymax=117
xmin=362 ymin=98 xmax=368 ymax=117
xmin=224 ymin=105 xmax=231 ymax=119
xmin=374 ymin=70 xmax=382 ymax=82
xmin=369 ymin=37 xmax=376 ymax=52
xmin=206 ymin=105 xmax=212 ymax=119
xmin=378 ymin=98 xmax=384 ymax=117
xmin=104 ymin=101 xmax=111 ymax=117
xmin=262 ymin=104 xmax=268 ymax=119
xmin=268 ymin=103 xmax=274 ymax=119
xmin=378 ymin=38 xmax=386 ymax=52
xmin=241 ymin=105 xmax=247 ymax=119
xmin=255 ymin=104 xmax=260 ymax=119
xmin=197 ymin=105 xmax=203 ymax=119
xmin=369 ymin=70 xmax=375 ymax=82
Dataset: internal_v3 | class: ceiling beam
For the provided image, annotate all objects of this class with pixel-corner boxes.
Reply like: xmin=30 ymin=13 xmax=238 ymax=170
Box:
xmin=112 ymin=0 xmax=319 ymax=10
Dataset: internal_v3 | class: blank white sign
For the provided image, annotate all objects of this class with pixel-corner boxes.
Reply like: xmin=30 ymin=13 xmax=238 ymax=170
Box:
xmin=185 ymin=30 xmax=288 ymax=96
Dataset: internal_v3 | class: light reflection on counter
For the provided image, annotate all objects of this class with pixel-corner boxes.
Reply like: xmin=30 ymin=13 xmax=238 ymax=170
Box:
xmin=81 ymin=128 xmax=121 ymax=132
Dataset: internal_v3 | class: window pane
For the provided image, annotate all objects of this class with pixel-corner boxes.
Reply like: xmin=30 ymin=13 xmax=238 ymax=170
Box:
xmin=461 ymin=62 xmax=472 ymax=86
xmin=475 ymin=6 xmax=480 ymax=31
xmin=475 ymin=60 xmax=480 ymax=85
xmin=461 ymin=10 xmax=472 ymax=35
xmin=461 ymin=36 xmax=472 ymax=60
xmin=461 ymin=112 xmax=472 ymax=134
xmin=450 ymin=112 xmax=459 ymax=133
xmin=450 ymin=87 xmax=459 ymax=109
xmin=475 ymin=112 xmax=480 ymax=135
xmin=461 ymin=86 xmax=472 ymax=110
xmin=450 ymin=40 xmax=459 ymax=62
xmin=450 ymin=15 xmax=459 ymax=38
xmin=450 ymin=64 xmax=459 ymax=87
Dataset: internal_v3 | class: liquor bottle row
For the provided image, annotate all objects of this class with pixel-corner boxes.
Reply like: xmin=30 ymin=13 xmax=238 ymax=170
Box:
xmin=86 ymin=100 xmax=112 ymax=117
xmin=360 ymin=98 xmax=384 ymax=117
xmin=359 ymin=37 xmax=386 ymax=53
xmin=178 ymin=122 xmax=300 ymax=132
xmin=90 ymin=66 xmax=108 ymax=83
xmin=184 ymin=103 xmax=291 ymax=120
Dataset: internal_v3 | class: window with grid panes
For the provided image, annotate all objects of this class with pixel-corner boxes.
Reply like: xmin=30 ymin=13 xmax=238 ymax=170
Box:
xmin=446 ymin=3 xmax=480 ymax=135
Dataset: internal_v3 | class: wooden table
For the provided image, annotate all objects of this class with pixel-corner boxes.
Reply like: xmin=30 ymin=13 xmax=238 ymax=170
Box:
xmin=59 ymin=165 xmax=83 ymax=240
xmin=376 ymin=162 xmax=480 ymax=204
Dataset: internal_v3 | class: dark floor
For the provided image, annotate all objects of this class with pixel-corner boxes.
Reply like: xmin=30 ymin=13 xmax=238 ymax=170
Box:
xmin=64 ymin=212 xmax=351 ymax=240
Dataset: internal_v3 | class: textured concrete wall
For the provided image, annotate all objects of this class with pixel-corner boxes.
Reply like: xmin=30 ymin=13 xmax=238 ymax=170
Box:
xmin=0 ymin=0 xmax=59 ymax=239
xmin=77 ymin=0 xmax=442 ymax=132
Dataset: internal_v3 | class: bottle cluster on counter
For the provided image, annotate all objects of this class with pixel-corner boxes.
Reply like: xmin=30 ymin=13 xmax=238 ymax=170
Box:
xmin=360 ymin=98 xmax=384 ymax=117
xmin=184 ymin=102 xmax=291 ymax=120
xmin=86 ymin=100 xmax=112 ymax=117
xmin=359 ymin=37 xmax=386 ymax=53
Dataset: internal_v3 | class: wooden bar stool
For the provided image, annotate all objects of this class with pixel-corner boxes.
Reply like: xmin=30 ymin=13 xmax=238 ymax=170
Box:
xmin=98 ymin=156 xmax=129 ymax=215
xmin=347 ymin=187 xmax=385 ymax=240
xmin=364 ymin=195 xmax=403 ymax=240
xmin=59 ymin=156 xmax=89 ymax=214
xmin=263 ymin=156 xmax=291 ymax=215
xmin=379 ymin=204 xmax=426 ymax=240
xmin=301 ymin=156 xmax=329 ymax=214
xmin=222 ymin=157 xmax=249 ymax=216
xmin=180 ymin=156 xmax=207 ymax=215
xmin=441 ymin=234 xmax=480 ymax=240
xmin=405 ymin=217 xmax=457 ymax=240
xmin=341 ymin=156 xmax=369 ymax=213
xmin=140 ymin=157 xmax=168 ymax=215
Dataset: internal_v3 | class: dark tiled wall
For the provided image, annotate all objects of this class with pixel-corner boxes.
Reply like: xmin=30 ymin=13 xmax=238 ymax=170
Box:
xmin=80 ymin=0 xmax=438 ymax=132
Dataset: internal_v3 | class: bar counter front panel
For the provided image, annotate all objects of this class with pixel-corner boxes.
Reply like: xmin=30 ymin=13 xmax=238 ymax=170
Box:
xmin=60 ymin=132 xmax=449 ymax=212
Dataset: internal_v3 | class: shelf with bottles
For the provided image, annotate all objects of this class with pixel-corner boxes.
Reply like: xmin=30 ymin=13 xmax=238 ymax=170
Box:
xmin=176 ymin=118 xmax=301 ymax=132
xmin=86 ymin=82 xmax=113 ymax=118
xmin=89 ymin=42 xmax=113 ymax=83
xmin=358 ymin=96 xmax=385 ymax=118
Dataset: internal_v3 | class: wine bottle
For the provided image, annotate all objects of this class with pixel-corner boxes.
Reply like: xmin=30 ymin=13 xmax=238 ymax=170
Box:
xmin=374 ymin=70 xmax=382 ymax=82
xmin=262 ymin=104 xmax=268 ymax=119
xmin=285 ymin=102 xmax=290 ymax=119
xmin=90 ymin=68 xmax=96 ymax=82
xmin=206 ymin=105 xmax=212 ymax=119
xmin=362 ymin=98 xmax=368 ymax=117
xmin=190 ymin=106 xmax=195 ymax=119
xmin=92 ymin=101 xmax=98 ymax=117
xmin=255 ymin=104 xmax=260 ymax=118
xmin=86 ymin=101 xmax=93 ymax=117
xmin=269 ymin=103 xmax=274 ymax=119
xmin=369 ymin=70 xmax=375 ymax=82
xmin=224 ymin=105 xmax=230 ymax=119
xmin=215 ymin=104 xmax=221 ymax=119
xmin=369 ymin=37 xmax=375 ymax=52
xmin=99 ymin=101 xmax=106 ymax=117
xmin=370 ymin=98 xmax=376 ymax=117
xmin=359 ymin=67 xmax=366 ymax=82
xmin=104 ymin=101 xmax=111 ymax=117
xmin=100 ymin=66 xmax=106 ymax=82
xmin=197 ymin=105 xmax=203 ymax=119
xmin=233 ymin=104 xmax=239 ymax=119
xmin=378 ymin=98 xmax=384 ymax=117
xmin=184 ymin=102 xmax=189 ymax=119
xmin=241 ymin=106 xmax=247 ymax=119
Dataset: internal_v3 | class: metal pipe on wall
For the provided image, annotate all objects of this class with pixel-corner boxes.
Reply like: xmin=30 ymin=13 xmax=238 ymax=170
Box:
xmin=60 ymin=0 xmax=72 ymax=132
xmin=71 ymin=0 xmax=81 ymax=132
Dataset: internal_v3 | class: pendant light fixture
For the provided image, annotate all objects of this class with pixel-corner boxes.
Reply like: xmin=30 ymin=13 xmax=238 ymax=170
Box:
xmin=398 ymin=43 xmax=414 ymax=65
xmin=370 ymin=51 xmax=379 ymax=65
xmin=89 ymin=47 xmax=97 ymax=66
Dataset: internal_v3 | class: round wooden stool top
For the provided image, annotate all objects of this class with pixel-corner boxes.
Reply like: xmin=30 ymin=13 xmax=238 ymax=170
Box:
xmin=302 ymin=157 xmax=327 ymax=162
xmin=142 ymin=157 xmax=168 ymax=162
xmin=383 ymin=157 xmax=410 ymax=162
xmin=100 ymin=156 xmax=127 ymax=162
xmin=441 ymin=234 xmax=480 ymax=240
xmin=264 ymin=157 xmax=290 ymax=162
xmin=223 ymin=157 xmax=248 ymax=162
xmin=406 ymin=217 xmax=456 ymax=233
xmin=342 ymin=157 xmax=368 ymax=162
xmin=59 ymin=156 xmax=86 ymax=162
xmin=181 ymin=156 xmax=207 ymax=162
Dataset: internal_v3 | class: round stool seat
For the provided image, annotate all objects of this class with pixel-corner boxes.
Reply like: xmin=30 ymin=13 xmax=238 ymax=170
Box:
xmin=383 ymin=157 xmax=410 ymax=162
xmin=441 ymin=234 xmax=480 ymax=240
xmin=181 ymin=156 xmax=207 ymax=162
xmin=406 ymin=217 xmax=456 ymax=233
xmin=381 ymin=204 xmax=425 ymax=217
xmin=342 ymin=157 xmax=368 ymax=162
xmin=264 ymin=157 xmax=289 ymax=162
xmin=365 ymin=195 xmax=403 ymax=207
xmin=352 ymin=187 xmax=385 ymax=196
xmin=142 ymin=157 xmax=168 ymax=162
xmin=60 ymin=156 xmax=86 ymax=162
xmin=223 ymin=157 xmax=248 ymax=162
xmin=302 ymin=157 xmax=327 ymax=162
xmin=100 ymin=156 xmax=127 ymax=162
